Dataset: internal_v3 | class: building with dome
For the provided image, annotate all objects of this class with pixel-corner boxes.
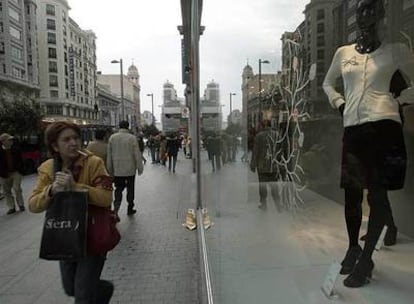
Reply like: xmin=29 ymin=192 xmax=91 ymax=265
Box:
xmin=97 ymin=62 xmax=141 ymax=129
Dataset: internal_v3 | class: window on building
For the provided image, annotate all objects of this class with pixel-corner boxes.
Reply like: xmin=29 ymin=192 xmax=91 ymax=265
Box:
xmin=317 ymin=23 xmax=324 ymax=33
xmin=0 ymin=2 xmax=2 ymax=12
xmin=317 ymin=9 xmax=324 ymax=20
xmin=47 ymin=32 xmax=56 ymax=44
xmin=348 ymin=31 xmax=357 ymax=42
xmin=316 ymin=35 xmax=325 ymax=47
xmin=347 ymin=14 xmax=356 ymax=26
xmin=0 ymin=22 xmax=3 ymax=33
xmin=48 ymin=47 xmax=57 ymax=58
xmin=12 ymin=66 xmax=24 ymax=79
xmin=49 ymin=75 xmax=58 ymax=87
xmin=349 ymin=0 xmax=357 ymax=8
xmin=65 ymin=78 xmax=69 ymax=89
xmin=0 ymin=42 xmax=5 ymax=54
xmin=403 ymin=0 xmax=414 ymax=10
xmin=65 ymin=65 xmax=68 ymax=76
xmin=26 ymin=4 xmax=30 ymax=14
xmin=8 ymin=7 xmax=20 ymax=22
xmin=9 ymin=26 xmax=22 ymax=40
xmin=63 ymin=25 xmax=67 ymax=36
xmin=62 ymin=10 xmax=67 ymax=22
xmin=46 ymin=4 xmax=55 ymax=16
xmin=47 ymin=19 xmax=56 ymax=31
xmin=317 ymin=49 xmax=324 ymax=60
xmin=50 ymin=90 xmax=59 ymax=98
xmin=64 ymin=52 xmax=67 ymax=63
xmin=46 ymin=105 xmax=63 ymax=115
xmin=49 ymin=61 xmax=58 ymax=73
xmin=11 ymin=46 xmax=23 ymax=60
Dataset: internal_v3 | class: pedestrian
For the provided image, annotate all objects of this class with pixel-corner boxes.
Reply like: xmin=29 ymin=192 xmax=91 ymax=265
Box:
xmin=86 ymin=128 xmax=108 ymax=165
xmin=210 ymin=132 xmax=221 ymax=172
xmin=159 ymin=134 xmax=167 ymax=166
xmin=323 ymin=0 xmax=414 ymax=288
xmin=0 ymin=133 xmax=25 ymax=214
xmin=107 ymin=120 xmax=143 ymax=220
xmin=137 ymin=134 xmax=147 ymax=165
xmin=166 ymin=133 xmax=180 ymax=173
xmin=28 ymin=121 xmax=114 ymax=304
xmin=182 ymin=136 xmax=187 ymax=156
xmin=250 ymin=120 xmax=283 ymax=211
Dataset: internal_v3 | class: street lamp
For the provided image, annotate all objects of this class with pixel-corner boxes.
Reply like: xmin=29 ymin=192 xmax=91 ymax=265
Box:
xmin=229 ymin=93 xmax=236 ymax=115
xmin=111 ymin=59 xmax=125 ymax=121
xmin=146 ymin=93 xmax=154 ymax=125
xmin=258 ymin=59 xmax=270 ymax=121
xmin=229 ymin=93 xmax=236 ymax=124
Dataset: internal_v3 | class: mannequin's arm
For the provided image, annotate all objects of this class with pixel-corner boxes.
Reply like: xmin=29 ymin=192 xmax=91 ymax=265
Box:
xmin=323 ymin=48 xmax=345 ymax=109
xmin=397 ymin=43 xmax=414 ymax=105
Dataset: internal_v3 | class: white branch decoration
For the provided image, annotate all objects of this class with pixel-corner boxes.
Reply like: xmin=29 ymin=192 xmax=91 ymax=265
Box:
xmin=262 ymin=31 xmax=314 ymax=212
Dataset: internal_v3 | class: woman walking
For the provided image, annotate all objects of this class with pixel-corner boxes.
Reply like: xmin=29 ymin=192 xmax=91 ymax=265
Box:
xmin=29 ymin=122 xmax=114 ymax=303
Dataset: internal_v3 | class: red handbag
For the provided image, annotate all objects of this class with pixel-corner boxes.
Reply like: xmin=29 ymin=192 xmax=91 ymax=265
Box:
xmin=87 ymin=205 xmax=121 ymax=255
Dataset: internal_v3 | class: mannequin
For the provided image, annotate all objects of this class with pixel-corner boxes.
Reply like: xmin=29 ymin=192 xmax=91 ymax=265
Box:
xmin=323 ymin=0 xmax=414 ymax=288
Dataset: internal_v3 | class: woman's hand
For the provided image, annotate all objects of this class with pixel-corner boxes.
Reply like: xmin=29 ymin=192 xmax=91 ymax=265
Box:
xmin=51 ymin=171 xmax=74 ymax=194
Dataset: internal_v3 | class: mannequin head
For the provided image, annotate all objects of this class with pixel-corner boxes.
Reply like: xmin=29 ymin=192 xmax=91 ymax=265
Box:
xmin=356 ymin=0 xmax=385 ymax=30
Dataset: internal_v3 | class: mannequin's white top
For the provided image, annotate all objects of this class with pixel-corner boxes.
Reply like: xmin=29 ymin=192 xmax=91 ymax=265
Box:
xmin=323 ymin=42 xmax=414 ymax=127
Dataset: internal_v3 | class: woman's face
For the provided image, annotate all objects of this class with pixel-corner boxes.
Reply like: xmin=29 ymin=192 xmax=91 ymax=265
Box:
xmin=356 ymin=0 xmax=383 ymax=30
xmin=52 ymin=128 xmax=81 ymax=161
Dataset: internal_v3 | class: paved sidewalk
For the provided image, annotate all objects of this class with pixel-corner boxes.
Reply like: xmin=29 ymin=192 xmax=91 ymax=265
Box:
xmin=201 ymin=156 xmax=414 ymax=304
xmin=0 ymin=153 xmax=200 ymax=304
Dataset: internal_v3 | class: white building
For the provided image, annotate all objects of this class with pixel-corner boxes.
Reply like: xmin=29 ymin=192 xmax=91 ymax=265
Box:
xmin=35 ymin=0 xmax=98 ymax=124
xmin=0 ymin=0 xmax=40 ymax=102
xmin=97 ymin=63 xmax=141 ymax=129
xmin=201 ymin=80 xmax=223 ymax=132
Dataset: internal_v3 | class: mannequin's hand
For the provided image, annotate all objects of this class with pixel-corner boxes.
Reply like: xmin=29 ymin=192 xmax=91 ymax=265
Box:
xmin=338 ymin=104 xmax=345 ymax=117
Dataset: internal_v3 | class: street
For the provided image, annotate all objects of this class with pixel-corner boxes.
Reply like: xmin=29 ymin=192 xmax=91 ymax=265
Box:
xmin=0 ymin=153 xmax=199 ymax=304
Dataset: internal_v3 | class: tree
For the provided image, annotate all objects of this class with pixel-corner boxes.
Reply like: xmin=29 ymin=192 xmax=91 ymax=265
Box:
xmin=0 ymin=99 xmax=43 ymax=138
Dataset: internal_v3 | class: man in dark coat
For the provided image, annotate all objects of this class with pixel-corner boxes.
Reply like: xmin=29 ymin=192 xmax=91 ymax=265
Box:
xmin=166 ymin=133 xmax=181 ymax=173
xmin=250 ymin=121 xmax=282 ymax=211
xmin=0 ymin=133 xmax=25 ymax=214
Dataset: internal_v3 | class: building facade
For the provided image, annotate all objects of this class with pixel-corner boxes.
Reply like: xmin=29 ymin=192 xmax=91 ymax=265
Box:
xmin=35 ymin=0 xmax=98 ymax=124
xmin=0 ymin=0 xmax=40 ymax=103
xmin=96 ymin=83 xmax=120 ymax=127
xmin=201 ymin=80 xmax=223 ymax=132
xmin=161 ymin=81 xmax=187 ymax=133
xmin=97 ymin=70 xmax=139 ymax=130
xmin=303 ymin=0 xmax=341 ymax=116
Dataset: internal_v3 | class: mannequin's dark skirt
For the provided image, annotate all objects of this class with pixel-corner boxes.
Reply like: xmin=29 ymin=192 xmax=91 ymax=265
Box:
xmin=341 ymin=119 xmax=406 ymax=190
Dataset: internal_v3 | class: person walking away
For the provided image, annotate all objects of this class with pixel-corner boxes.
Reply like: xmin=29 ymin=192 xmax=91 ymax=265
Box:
xmin=86 ymin=129 xmax=108 ymax=165
xmin=250 ymin=120 xmax=282 ymax=211
xmin=107 ymin=121 xmax=143 ymax=220
xmin=159 ymin=134 xmax=167 ymax=166
xmin=29 ymin=121 xmax=114 ymax=303
xmin=166 ymin=133 xmax=181 ymax=173
xmin=137 ymin=134 xmax=147 ymax=165
xmin=0 ymin=133 xmax=25 ymax=214
xmin=210 ymin=132 xmax=222 ymax=172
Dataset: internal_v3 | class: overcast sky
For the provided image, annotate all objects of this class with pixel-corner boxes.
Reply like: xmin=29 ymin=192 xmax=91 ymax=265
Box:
xmin=69 ymin=0 xmax=309 ymax=121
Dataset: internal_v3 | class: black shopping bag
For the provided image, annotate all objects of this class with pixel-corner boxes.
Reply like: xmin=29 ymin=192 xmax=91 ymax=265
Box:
xmin=39 ymin=191 xmax=88 ymax=260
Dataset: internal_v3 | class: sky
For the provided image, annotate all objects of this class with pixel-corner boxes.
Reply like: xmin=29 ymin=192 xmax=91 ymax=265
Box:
xmin=68 ymin=0 xmax=309 ymax=121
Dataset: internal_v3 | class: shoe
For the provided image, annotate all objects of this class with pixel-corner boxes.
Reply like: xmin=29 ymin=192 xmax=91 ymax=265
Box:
xmin=127 ymin=208 xmax=137 ymax=215
xmin=384 ymin=226 xmax=397 ymax=246
xmin=340 ymin=245 xmax=362 ymax=275
xmin=258 ymin=202 xmax=267 ymax=210
xmin=0 ymin=194 xmax=4 ymax=200
xmin=343 ymin=258 xmax=374 ymax=288
xmin=19 ymin=205 xmax=25 ymax=212
xmin=6 ymin=208 xmax=16 ymax=215
xmin=360 ymin=234 xmax=366 ymax=241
